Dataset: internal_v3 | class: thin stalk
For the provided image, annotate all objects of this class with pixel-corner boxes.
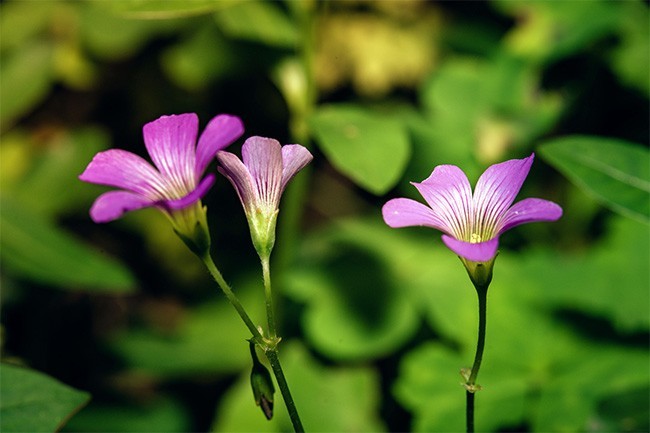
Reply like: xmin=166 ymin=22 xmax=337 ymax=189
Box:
xmin=261 ymin=256 xmax=277 ymax=340
xmin=466 ymin=391 xmax=475 ymax=433
xmin=202 ymin=254 xmax=263 ymax=342
xmin=465 ymin=285 xmax=488 ymax=433
xmin=265 ymin=348 xmax=304 ymax=432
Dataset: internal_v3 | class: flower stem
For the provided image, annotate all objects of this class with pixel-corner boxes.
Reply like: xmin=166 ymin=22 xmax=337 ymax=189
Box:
xmin=265 ymin=347 xmax=304 ymax=432
xmin=261 ymin=256 xmax=277 ymax=340
xmin=201 ymin=254 xmax=263 ymax=342
xmin=259 ymin=255 xmax=304 ymax=431
xmin=465 ymin=284 xmax=488 ymax=433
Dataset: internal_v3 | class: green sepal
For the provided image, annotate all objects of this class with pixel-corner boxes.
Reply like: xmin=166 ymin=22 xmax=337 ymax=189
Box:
xmin=173 ymin=219 xmax=211 ymax=259
xmin=459 ymin=254 xmax=497 ymax=291
xmin=249 ymin=340 xmax=275 ymax=420
xmin=248 ymin=209 xmax=278 ymax=261
xmin=168 ymin=203 xmax=212 ymax=258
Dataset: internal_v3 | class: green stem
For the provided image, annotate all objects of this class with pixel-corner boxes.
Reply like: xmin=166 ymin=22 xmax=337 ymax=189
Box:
xmin=202 ymin=254 xmax=263 ymax=342
xmin=466 ymin=284 xmax=488 ymax=433
xmin=466 ymin=391 xmax=475 ymax=433
xmin=261 ymin=256 xmax=277 ymax=340
xmin=265 ymin=348 xmax=304 ymax=432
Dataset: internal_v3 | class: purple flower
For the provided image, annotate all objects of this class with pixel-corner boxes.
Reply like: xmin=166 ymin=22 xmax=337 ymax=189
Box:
xmin=382 ymin=153 xmax=562 ymax=263
xmin=80 ymin=113 xmax=243 ymax=223
xmin=216 ymin=136 xmax=312 ymax=257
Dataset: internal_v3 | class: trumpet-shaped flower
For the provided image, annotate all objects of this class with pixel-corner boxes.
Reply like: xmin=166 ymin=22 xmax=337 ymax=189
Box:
xmin=216 ymin=136 xmax=312 ymax=258
xmin=382 ymin=153 xmax=562 ymax=264
xmin=80 ymin=113 xmax=244 ymax=255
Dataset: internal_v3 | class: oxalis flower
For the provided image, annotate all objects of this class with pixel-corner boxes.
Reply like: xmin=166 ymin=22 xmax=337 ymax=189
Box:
xmin=216 ymin=136 xmax=312 ymax=259
xmin=383 ymin=153 xmax=562 ymax=283
xmin=80 ymin=113 xmax=244 ymax=255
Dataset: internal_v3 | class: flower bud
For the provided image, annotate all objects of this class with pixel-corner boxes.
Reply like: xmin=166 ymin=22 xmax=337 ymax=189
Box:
xmin=249 ymin=341 xmax=275 ymax=420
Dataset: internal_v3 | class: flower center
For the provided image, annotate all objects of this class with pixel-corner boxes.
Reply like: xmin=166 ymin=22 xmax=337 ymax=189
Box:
xmin=470 ymin=233 xmax=483 ymax=244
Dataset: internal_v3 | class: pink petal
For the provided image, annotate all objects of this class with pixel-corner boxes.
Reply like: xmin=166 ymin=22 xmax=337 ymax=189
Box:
xmin=142 ymin=113 xmax=199 ymax=192
xmin=216 ymin=150 xmax=257 ymax=213
xmin=195 ymin=114 xmax=244 ymax=176
xmin=280 ymin=144 xmax=312 ymax=192
xmin=497 ymin=198 xmax=563 ymax=235
xmin=163 ymin=174 xmax=215 ymax=211
xmin=79 ymin=149 xmax=166 ymax=197
xmin=442 ymin=235 xmax=499 ymax=262
xmin=413 ymin=165 xmax=473 ymax=240
xmin=382 ymin=198 xmax=450 ymax=231
xmin=89 ymin=190 xmax=156 ymax=223
xmin=473 ymin=154 xmax=534 ymax=233
xmin=242 ymin=137 xmax=283 ymax=208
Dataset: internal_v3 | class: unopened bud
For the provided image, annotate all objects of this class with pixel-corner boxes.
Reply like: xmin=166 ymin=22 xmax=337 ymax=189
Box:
xmin=249 ymin=340 xmax=275 ymax=420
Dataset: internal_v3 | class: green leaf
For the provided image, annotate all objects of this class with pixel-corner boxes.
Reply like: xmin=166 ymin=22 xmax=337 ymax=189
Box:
xmin=0 ymin=363 xmax=90 ymax=433
xmin=596 ymin=386 xmax=650 ymax=433
xmin=100 ymin=0 xmax=234 ymax=19
xmin=610 ymin=1 xmax=650 ymax=95
xmin=533 ymin=347 xmax=650 ymax=432
xmin=0 ymin=43 xmax=53 ymax=128
xmin=309 ymin=104 xmax=411 ymax=195
xmin=394 ymin=343 xmax=530 ymax=433
xmin=211 ymin=342 xmax=385 ymax=432
xmin=0 ymin=198 xmax=135 ymax=292
xmin=0 ymin=1 xmax=54 ymax=51
xmin=389 ymin=212 xmax=649 ymax=431
xmin=161 ymin=23 xmax=236 ymax=91
xmin=80 ymin=3 xmax=182 ymax=60
xmin=495 ymin=0 xmax=620 ymax=64
xmin=411 ymin=56 xmax=562 ymax=185
xmin=214 ymin=0 xmax=298 ymax=48
xmin=6 ymin=127 xmax=111 ymax=217
xmin=285 ymin=218 xmax=419 ymax=361
xmin=539 ymin=135 xmax=650 ymax=223
xmin=518 ymin=217 xmax=650 ymax=332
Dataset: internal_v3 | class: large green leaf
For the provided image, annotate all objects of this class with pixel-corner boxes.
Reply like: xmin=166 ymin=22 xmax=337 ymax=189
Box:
xmin=495 ymin=0 xmax=620 ymax=64
xmin=4 ymin=127 xmax=111 ymax=217
xmin=389 ymin=213 xmax=648 ymax=432
xmin=284 ymin=218 xmax=419 ymax=361
xmin=211 ymin=342 xmax=385 ymax=432
xmin=533 ymin=347 xmax=649 ymax=432
xmin=162 ymin=23 xmax=236 ymax=91
xmin=394 ymin=343 xmax=530 ymax=433
xmin=309 ymin=104 xmax=411 ymax=195
xmin=0 ymin=198 xmax=135 ymax=292
xmin=214 ymin=0 xmax=298 ymax=48
xmin=0 ymin=43 xmax=53 ymax=128
xmin=609 ymin=0 xmax=650 ymax=95
xmin=539 ymin=135 xmax=650 ymax=223
xmin=409 ymin=55 xmax=562 ymax=185
xmin=100 ymin=0 xmax=234 ymax=19
xmin=80 ymin=3 xmax=181 ymax=60
xmin=518 ymin=217 xmax=650 ymax=332
xmin=0 ymin=363 xmax=90 ymax=433
xmin=0 ymin=1 xmax=54 ymax=51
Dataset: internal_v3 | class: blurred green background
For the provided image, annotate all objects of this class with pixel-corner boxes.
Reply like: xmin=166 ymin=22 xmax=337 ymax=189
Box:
xmin=1 ymin=1 xmax=648 ymax=432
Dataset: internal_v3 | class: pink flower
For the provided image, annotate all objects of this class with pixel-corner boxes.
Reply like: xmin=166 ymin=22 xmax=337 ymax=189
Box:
xmin=216 ymin=136 xmax=312 ymax=257
xmin=80 ymin=113 xmax=243 ymax=223
xmin=382 ymin=154 xmax=562 ymax=262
